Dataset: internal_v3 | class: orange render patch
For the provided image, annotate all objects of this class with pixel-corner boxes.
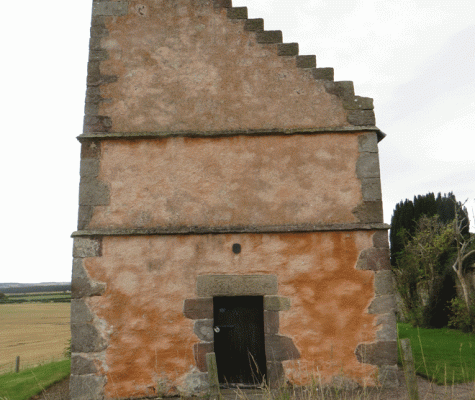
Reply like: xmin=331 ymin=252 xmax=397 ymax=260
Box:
xmin=83 ymin=231 xmax=376 ymax=397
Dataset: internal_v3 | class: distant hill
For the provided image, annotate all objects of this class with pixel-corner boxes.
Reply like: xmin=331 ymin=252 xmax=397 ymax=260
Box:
xmin=0 ymin=282 xmax=71 ymax=294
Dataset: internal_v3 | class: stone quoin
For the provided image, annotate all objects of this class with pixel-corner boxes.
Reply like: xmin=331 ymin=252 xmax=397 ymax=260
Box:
xmin=70 ymin=1 xmax=396 ymax=398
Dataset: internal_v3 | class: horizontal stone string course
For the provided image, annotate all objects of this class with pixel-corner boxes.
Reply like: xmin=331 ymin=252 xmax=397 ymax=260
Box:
xmin=77 ymin=126 xmax=386 ymax=141
xmin=71 ymin=223 xmax=390 ymax=237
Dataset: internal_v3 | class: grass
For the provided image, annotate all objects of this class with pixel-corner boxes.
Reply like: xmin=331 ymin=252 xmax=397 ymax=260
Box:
xmin=0 ymin=359 xmax=70 ymax=400
xmin=398 ymin=322 xmax=475 ymax=384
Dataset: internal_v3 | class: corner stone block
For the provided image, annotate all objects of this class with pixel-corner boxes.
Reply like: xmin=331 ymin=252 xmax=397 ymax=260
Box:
xmin=92 ymin=1 xmax=128 ymax=16
xmin=346 ymin=96 xmax=374 ymax=110
xmin=264 ymin=296 xmax=291 ymax=311
xmin=81 ymin=141 xmax=101 ymax=159
xmin=194 ymin=319 xmax=214 ymax=341
xmin=374 ymin=271 xmax=395 ymax=296
xmin=265 ymin=335 xmax=300 ymax=362
xmin=88 ymin=36 xmax=103 ymax=52
xmin=368 ymin=295 xmax=396 ymax=315
xmin=85 ymin=87 xmax=103 ymax=104
xmin=359 ymin=97 xmax=375 ymax=109
xmin=325 ymin=81 xmax=355 ymax=102
xmin=71 ymin=354 xmax=98 ymax=375
xmin=358 ymin=132 xmax=379 ymax=153
xmin=71 ymin=258 xmax=106 ymax=298
xmin=193 ymin=342 xmax=214 ymax=372
xmin=183 ymin=298 xmax=213 ymax=319
xmin=356 ymin=152 xmax=381 ymax=179
xmin=80 ymin=159 xmax=100 ymax=178
xmin=79 ymin=176 xmax=110 ymax=206
xmin=90 ymin=24 xmax=109 ymax=38
xmin=356 ymin=248 xmax=390 ymax=271
xmin=71 ymin=323 xmax=107 ymax=353
xmin=197 ymin=275 xmax=278 ymax=297
xmin=83 ymin=115 xmax=113 ymax=133
xmin=376 ymin=312 xmax=397 ymax=341
xmin=372 ymin=230 xmax=389 ymax=248
xmin=355 ymin=341 xmax=397 ymax=366
xmin=87 ymin=61 xmax=101 ymax=79
xmin=84 ymin=102 xmax=99 ymax=116
xmin=70 ymin=374 xmax=106 ymax=400
xmin=89 ymin=49 xmax=109 ymax=62
xmin=348 ymin=110 xmax=376 ymax=126
xmin=71 ymin=299 xmax=94 ymax=324
xmin=73 ymin=237 xmax=102 ymax=258
xmin=361 ymin=177 xmax=382 ymax=201
xmin=77 ymin=205 xmax=94 ymax=230
xmin=352 ymin=201 xmax=384 ymax=223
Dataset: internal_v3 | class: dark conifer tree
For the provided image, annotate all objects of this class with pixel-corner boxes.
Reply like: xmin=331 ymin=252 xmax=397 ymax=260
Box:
xmin=390 ymin=192 xmax=470 ymax=265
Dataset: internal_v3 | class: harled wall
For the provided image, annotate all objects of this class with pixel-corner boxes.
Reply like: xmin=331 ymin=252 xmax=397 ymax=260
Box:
xmin=72 ymin=230 xmax=395 ymax=398
xmin=71 ymin=0 xmax=395 ymax=398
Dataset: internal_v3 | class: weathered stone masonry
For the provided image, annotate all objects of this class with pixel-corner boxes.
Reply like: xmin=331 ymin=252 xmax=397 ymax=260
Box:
xmin=71 ymin=1 xmax=396 ymax=399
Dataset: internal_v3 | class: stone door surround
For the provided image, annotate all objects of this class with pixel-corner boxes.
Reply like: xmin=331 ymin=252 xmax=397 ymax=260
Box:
xmin=183 ymin=274 xmax=300 ymax=388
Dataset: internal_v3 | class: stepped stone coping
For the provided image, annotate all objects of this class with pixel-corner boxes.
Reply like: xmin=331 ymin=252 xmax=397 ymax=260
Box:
xmin=244 ymin=18 xmax=263 ymax=31
xmin=215 ymin=2 xmax=378 ymax=126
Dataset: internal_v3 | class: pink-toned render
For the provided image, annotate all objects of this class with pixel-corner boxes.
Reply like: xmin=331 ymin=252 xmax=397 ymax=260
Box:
xmin=71 ymin=1 xmax=396 ymax=399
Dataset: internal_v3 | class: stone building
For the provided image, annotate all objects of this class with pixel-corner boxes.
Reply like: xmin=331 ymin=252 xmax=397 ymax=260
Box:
xmin=70 ymin=1 xmax=397 ymax=398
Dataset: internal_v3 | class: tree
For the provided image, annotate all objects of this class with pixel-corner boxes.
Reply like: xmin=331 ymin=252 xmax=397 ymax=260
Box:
xmin=451 ymin=203 xmax=475 ymax=312
xmin=391 ymin=194 xmax=475 ymax=329
xmin=393 ymin=215 xmax=454 ymax=326
xmin=390 ymin=192 xmax=470 ymax=265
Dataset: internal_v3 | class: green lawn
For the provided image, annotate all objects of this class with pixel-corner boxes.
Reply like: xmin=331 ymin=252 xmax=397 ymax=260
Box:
xmin=0 ymin=359 xmax=70 ymax=400
xmin=398 ymin=323 xmax=475 ymax=384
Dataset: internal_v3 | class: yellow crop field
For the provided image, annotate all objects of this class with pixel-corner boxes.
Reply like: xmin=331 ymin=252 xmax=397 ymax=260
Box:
xmin=0 ymin=303 xmax=70 ymax=373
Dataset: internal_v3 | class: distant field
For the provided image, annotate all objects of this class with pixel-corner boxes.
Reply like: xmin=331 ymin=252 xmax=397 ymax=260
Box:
xmin=1 ymin=291 xmax=71 ymax=304
xmin=0 ymin=303 xmax=70 ymax=373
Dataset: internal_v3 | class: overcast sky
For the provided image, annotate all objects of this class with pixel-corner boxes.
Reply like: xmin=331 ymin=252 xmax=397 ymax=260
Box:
xmin=1 ymin=0 xmax=474 ymax=283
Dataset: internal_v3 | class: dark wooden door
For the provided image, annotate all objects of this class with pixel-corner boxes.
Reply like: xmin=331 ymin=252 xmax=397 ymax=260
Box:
xmin=213 ymin=296 xmax=267 ymax=387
